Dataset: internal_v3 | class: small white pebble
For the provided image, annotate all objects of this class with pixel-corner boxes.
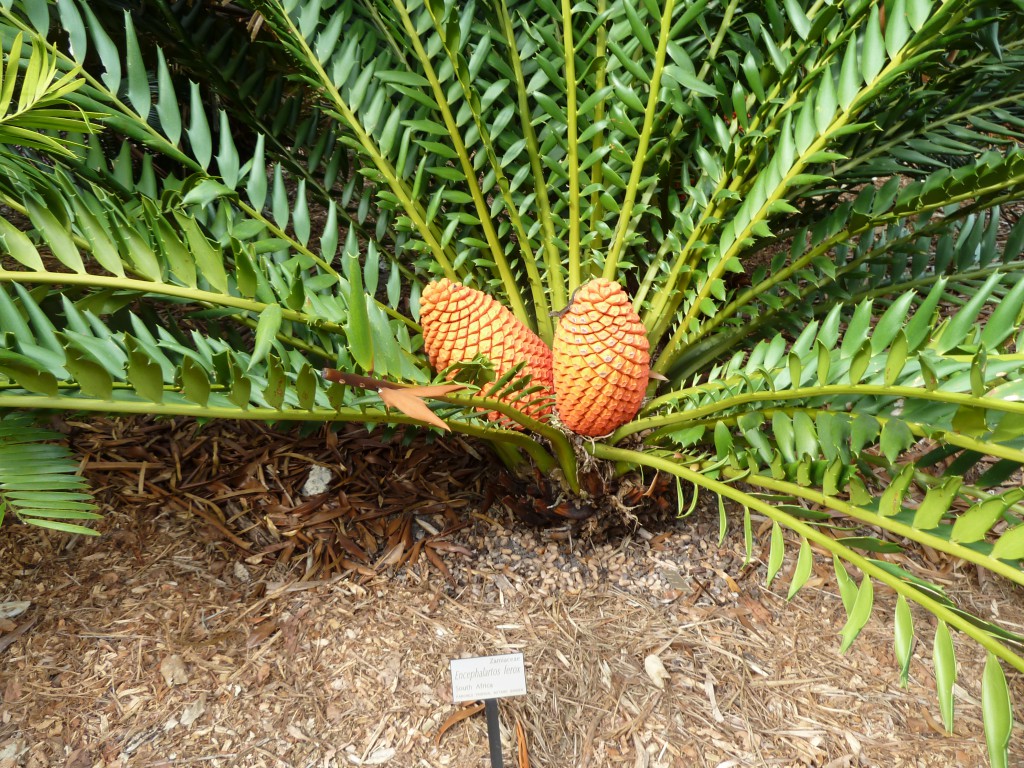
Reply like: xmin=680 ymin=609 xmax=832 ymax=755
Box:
xmin=301 ymin=464 xmax=334 ymax=496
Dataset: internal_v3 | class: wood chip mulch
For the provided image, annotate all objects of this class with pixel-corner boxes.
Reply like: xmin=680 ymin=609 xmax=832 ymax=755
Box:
xmin=1 ymin=416 xmax=1022 ymax=767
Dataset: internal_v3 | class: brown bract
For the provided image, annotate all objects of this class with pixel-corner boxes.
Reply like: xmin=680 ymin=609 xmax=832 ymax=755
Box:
xmin=420 ymin=279 xmax=553 ymax=425
xmin=552 ymin=279 xmax=650 ymax=437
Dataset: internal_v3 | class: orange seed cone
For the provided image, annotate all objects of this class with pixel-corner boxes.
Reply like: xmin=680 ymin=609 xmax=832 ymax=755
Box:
xmin=420 ymin=279 xmax=553 ymax=424
xmin=552 ymin=278 xmax=650 ymax=436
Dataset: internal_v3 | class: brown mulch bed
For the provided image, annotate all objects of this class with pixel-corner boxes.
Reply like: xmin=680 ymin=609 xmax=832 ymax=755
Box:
xmin=59 ymin=416 xmax=496 ymax=581
xmin=1 ymin=417 xmax=1023 ymax=767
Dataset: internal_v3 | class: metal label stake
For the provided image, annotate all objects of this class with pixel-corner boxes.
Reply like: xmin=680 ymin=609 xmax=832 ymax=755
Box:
xmin=484 ymin=698 xmax=504 ymax=767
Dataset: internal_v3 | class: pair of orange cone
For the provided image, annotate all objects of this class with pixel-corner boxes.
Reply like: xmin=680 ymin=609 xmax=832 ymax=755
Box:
xmin=420 ymin=278 xmax=650 ymax=437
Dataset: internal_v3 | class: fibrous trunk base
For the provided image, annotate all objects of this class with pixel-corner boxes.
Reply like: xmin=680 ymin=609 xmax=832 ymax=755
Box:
xmin=495 ymin=463 xmax=674 ymax=528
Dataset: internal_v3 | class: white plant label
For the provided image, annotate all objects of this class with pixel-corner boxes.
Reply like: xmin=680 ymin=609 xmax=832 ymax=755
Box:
xmin=450 ymin=653 xmax=526 ymax=702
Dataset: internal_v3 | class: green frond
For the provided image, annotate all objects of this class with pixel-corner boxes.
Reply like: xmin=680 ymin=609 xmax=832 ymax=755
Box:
xmin=0 ymin=412 xmax=101 ymax=534
xmin=666 ymin=204 xmax=1024 ymax=381
xmin=0 ymin=30 xmax=99 ymax=157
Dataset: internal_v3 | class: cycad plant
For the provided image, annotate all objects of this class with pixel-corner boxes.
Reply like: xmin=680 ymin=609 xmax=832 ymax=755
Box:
xmin=1 ymin=0 xmax=1023 ymax=759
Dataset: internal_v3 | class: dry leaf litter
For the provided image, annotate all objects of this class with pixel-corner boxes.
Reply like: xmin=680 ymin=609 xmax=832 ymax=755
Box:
xmin=1 ymin=417 xmax=1022 ymax=768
